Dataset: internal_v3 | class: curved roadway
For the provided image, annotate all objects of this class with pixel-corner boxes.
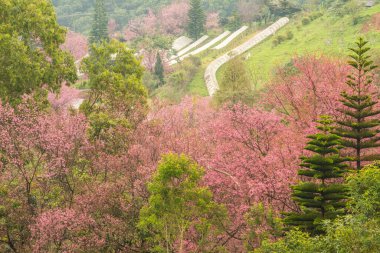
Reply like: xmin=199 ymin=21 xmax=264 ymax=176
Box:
xmin=204 ymin=17 xmax=290 ymax=96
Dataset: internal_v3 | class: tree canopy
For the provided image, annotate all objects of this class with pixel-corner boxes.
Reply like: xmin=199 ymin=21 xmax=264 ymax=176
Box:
xmin=0 ymin=0 xmax=77 ymax=105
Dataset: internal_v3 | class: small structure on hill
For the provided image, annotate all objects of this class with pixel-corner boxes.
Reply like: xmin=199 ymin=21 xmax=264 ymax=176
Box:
xmin=365 ymin=0 xmax=375 ymax=7
xmin=172 ymin=36 xmax=193 ymax=51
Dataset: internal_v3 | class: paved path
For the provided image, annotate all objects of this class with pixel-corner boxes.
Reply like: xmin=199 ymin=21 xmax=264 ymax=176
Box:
xmin=213 ymin=26 xmax=249 ymax=50
xmin=204 ymin=18 xmax=290 ymax=96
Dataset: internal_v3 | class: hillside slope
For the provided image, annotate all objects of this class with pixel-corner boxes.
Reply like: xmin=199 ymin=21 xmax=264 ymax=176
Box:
xmin=178 ymin=3 xmax=380 ymax=98
xmin=235 ymin=4 xmax=380 ymax=89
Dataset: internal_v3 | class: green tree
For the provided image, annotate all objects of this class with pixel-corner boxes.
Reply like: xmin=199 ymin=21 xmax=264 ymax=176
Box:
xmin=214 ymin=58 xmax=254 ymax=106
xmin=256 ymin=164 xmax=380 ymax=253
xmin=336 ymin=37 xmax=380 ymax=170
xmin=154 ymin=52 xmax=165 ymax=86
xmin=80 ymin=40 xmax=147 ymax=143
xmin=89 ymin=0 xmax=109 ymax=45
xmin=0 ymin=0 xmax=77 ymax=105
xmin=138 ymin=153 xmax=227 ymax=253
xmin=187 ymin=0 xmax=206 ymax=39
xmin=285 ymin=116 xmax=348 ymax=234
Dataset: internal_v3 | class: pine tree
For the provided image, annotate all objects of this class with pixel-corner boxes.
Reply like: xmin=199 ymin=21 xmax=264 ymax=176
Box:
xmin=336 ymin=37 xmax=380 ymax=170
xmin=285 ymin=116 xmax=348 ymax=234
xmin=89 ymin=0 xmax=109 ymax=45
xmin=154 ymin=52 xmax=165 ymax=86
xmin=187 ymin=0 xmax=206 ymax=39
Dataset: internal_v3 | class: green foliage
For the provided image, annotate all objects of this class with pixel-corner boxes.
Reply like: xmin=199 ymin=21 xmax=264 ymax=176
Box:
xmin=89 ymin=0 xmax=108 ymax=45
xmin=138 ymin=153 xmax=227 ymax=252
xmin=255 ymin=229 xmax=321 ymax=253
xmin=227 ymin=11 xmax=242 ymax=31
xmin=187 ymin=0 xmax=206 ymax=39
xmin=302 ymin=17 xmax=311 ymax=25
xmin=257 ymin=164 xmax=380 ymax=253
xmin=214 ymin=58 xmax=254 ymax=106
xmin=336 ymin=37 xmax=380 ymax=170
xmin=80 ymin=40 xmax=147 ymax=141
xmin=347 ymin=163 xmax=380 ymax=218
xmin=154 ymin=53 xmax=165 ymax=86
xmin=272 ymin=32 xmax=294 ymax=47
xmin=0 ymin=0 xmax=77 ymax=106
xmin=285 ymin=116 xmax=349 ymax=234
xmin=244 ymin=204 xmax=284 ymax=251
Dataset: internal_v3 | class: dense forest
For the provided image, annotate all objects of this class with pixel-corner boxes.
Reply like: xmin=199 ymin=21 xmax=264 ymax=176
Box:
xmin=1 ymin=0 xmax=380 ymax=252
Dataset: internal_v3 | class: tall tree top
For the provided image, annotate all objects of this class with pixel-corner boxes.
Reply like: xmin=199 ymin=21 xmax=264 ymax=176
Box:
xmin=89 ymin=0 xmax=109 ymax=45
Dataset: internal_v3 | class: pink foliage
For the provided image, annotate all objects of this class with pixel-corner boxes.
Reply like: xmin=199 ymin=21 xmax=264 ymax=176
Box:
xmin=31 ymin=209 xmax=104 ymax=253
xmin=206 ymin=12 xmax=220 ymax=30
xmin=124 ymin=1 xmax=190 ymax=40
xmin=48 ymin=85 xmax=84 ymax=111
xmin=61 ymin=31 xmax=88 ymax=61
xmin=108 ymin=18 xmax=118 ymax=37
xmin=159 ymin=1 xmax=190 ymax=35
xmin=263 ymin=55 xmax=349 ymax=131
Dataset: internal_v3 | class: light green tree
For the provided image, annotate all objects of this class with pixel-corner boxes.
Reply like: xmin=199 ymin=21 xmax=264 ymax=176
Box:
xmin=0 ymin=0 xmax=77 ymax=105
xmin=138 ymin=153 xmax=227 ymax=253
xmin=80 ymin=40 xmax=147 ymax=143
xmin=214 ymin=58 xmax=254 ymax=106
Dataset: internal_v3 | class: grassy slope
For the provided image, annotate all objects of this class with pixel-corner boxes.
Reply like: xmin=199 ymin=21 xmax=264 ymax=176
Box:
xmin=230 ymin=4 xmax=380 ymax=89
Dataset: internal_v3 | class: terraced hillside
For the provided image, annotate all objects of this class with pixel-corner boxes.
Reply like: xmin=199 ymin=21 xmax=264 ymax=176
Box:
xmin=224 ymin=3 xmax=380 ymax=89
xmin=159 ymin=3 xmax=380 ymax=99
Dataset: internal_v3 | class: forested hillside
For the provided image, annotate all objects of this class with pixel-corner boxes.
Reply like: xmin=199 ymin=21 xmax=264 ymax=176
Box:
xmin=53 ymin=0 xmax=171 ymax=34
xmin=53 ymin=0 xmax=307 ymax=35
xmin=2 ymin=0 xmax=380 ymax=252
xmin=52 ymin=0 xmax=238 ymax=34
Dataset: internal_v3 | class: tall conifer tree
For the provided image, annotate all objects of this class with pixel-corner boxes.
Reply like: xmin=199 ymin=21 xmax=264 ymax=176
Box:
xmin=336 ymin=38 xmax=380 ymax=170
xmin=154 ymin=52 xmax=165 ymax=86
xmin=90 ymin=0 xmax=109 ymax=45
xmin=187 ymin=0 xmax=206 ymax=39
xmin=285 ymin=116 xmax=348 ymax=234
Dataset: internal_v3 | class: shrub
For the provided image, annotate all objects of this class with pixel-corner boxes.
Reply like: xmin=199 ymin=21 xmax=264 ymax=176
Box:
xmin=302 ymin=17 xmax=311 ymax=25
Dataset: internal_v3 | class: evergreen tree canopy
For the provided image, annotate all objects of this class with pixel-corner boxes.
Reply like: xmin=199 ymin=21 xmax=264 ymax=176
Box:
xmin=154 ymin=52 xmax=165 ymax=86
xmin=89 ymin=0 xmax=109 ymax=45
xmin=336 ymin=37 xmax=380 ymax=170
xmin=285 ymin=116 xmax=349 ymax=234
xmin=187 ymin=0 xmax=206 ymax=39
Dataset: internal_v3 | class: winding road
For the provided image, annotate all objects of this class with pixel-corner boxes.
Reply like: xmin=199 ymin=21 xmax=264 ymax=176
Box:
xmin=204 ymin=17 xmax=290 ymax=96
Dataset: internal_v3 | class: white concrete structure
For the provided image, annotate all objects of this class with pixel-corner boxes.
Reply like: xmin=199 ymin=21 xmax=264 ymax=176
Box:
xmin=171 ymin=31 xmax=231 ymax=65
xmin=172 ymin=35 xmax=209 ymax=58
xmin=204 ymin=18 xmax=290 ymax=96
xmin=169 ymin=35 xmax=209 ymax=65
xmin=213 ymin=26 xmax=249 ymax=50
xmin=172 ymin=36 xmax=193 ymax=51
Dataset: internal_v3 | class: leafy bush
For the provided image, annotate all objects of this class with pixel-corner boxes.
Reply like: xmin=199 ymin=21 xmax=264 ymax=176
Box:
xmin=302 ymin=17 xmax=311 ymax=25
